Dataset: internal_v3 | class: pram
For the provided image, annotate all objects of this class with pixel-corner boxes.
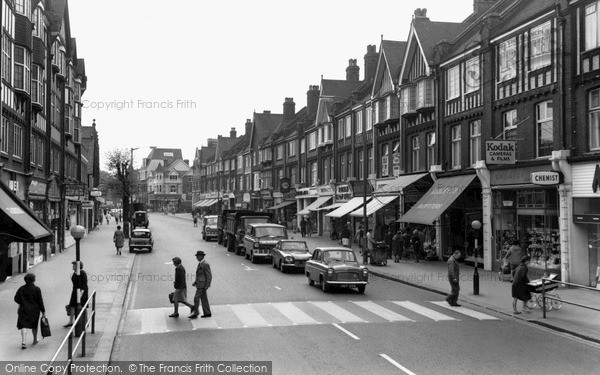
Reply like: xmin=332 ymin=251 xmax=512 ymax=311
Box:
xmin=370 ymin=242 xmax=389 ymax=266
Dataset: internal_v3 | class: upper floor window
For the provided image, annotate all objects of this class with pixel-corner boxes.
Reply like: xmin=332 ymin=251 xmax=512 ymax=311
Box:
xmin=337 ymin=119 xmax=344 ymax=140
xmin=411 ymin=136 xmax=420 ymax=172
xmin=308 ymin=132 xmax=316 ymax=150
xmin=287 ymin=140 xmax=296 ymax=157
xmin=586 ymin=2 xmax=600 ymax=51
xmin=310 ymin=162 xmax=318 ymax=186
xmin=530 ymin=21 xmax=551 ymax=70
xmin=14 ymin=47 xmax=30 ymax=93
xmin=447 ymin=66 xmax=460 ymax=99
xmin=451 ymin=125 xmax=461 ymax=169
xmin=536 ymin=100 xmax=554 ymax=157
xmin=498 ymin=37 xmax=517 ymax=82
xmin=15 ymin=0 xmax=30 ymax=17
xmin=589 ymin=88 xmax=600 ymax=150
xmin=276 ymin=144 xmax=283 ymax=160
xmin=365 ymin=106 xmax=373 ymax=131
xmin=13 ymin=124 xmax=22 ymax=158
xmin=469 ymin=120 xmax=482 ymax=166
xmin=426 ymin=132 xmax=435 ymax=170
xmin=503 ymin=109 xmax=518 ymax=140
xmin=169 ymin=175 xmax=178 ymax=180
xmin=345 ymin=115 xmax=352 ymax=137
xmin=300 ymin=138 xmax=306 ymax=154
xmin=465 ymin=57 xmax=481 ymax=93
xmin=0 ymin=117 xmax=9 ymax=153
xmin=355 ymin=110 xmax=363 ymax=134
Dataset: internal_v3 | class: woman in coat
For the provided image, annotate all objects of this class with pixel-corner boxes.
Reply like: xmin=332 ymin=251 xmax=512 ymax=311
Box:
xmin=170 ymin=257 xmax=194 ymax=317
xmin=512 ymin=255 xmax=532 ymax=314
xmin=65 ymin=261 xmax=89 ymax=327
xmin=113 ymin=225 xmax=125 ymax=255
xmin=14 ymin=273 xmax=45 ymax=349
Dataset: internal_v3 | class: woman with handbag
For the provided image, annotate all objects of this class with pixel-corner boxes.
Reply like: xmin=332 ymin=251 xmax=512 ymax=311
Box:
xmin=64 ymin=261 xmax=89 ymax=327
xmin=14 ymin=273 xmax=46 ymax=349
xmin=169 ymin=257 xmax=194 ymax=317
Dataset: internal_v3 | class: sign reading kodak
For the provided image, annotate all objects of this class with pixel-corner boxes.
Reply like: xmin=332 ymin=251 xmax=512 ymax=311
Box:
xmin=485 ymin=140 xmax=516 ymax=165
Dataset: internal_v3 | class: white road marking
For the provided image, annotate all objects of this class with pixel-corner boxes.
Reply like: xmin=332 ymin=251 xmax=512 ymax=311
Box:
xmin=430 ymin=301 xmax=500 ymax=320
xmin=392 ymin=301 xmax=457 ymax=321
xmin=351 ymin=301 xmax=412 ymax=322
xmin=271 ymin=302 xmax=319 ymax=325
xmin=244 ymin=266 xmax=255 ymax=271
xmin=273 ymin=286 xmax=282 ymax=290
xmin=332 ymin=323 xmax=360 ymax=340
xmin=310 ymin=301 xmax=364 ymax=323
xmin=380 ymin=354 xmax=417 ymax=375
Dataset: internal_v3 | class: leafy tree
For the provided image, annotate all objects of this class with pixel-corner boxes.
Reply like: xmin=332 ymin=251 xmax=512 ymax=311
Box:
xmin=105 ymin=149 xmax=133 ymax=227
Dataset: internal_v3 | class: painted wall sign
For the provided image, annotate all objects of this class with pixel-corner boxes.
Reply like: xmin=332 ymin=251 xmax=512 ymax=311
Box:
xmin=531 ymin=171 xmax=561 ymax=186
xmin=485 ymin=140 xmax=516 ymax=165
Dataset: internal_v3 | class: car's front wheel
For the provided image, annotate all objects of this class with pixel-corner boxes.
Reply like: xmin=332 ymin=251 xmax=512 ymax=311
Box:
xmin=357 ymin=285 xmax=366 ymax=294
xmin=307 ymin=275 xmax=314 ymax=286
xmin=321 ymin=277 xmax=330 ymax=293
xmin=272 ymin=257 xmax=277 ymax=268
xmin=279 ymin=260 xmax=285 ymax=273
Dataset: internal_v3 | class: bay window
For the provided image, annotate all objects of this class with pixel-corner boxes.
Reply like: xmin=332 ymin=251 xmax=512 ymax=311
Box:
xmin=536 ymin=100 xmax=554 ymax=157
xmin=589 ymin=88 xmax=600 ymax=150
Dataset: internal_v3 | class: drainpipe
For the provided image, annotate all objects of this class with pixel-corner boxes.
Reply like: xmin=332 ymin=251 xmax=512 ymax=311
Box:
xmin=474 ymin=160 xmax=492 ymax=271
xmin=551 ymin=150 xmax=571 ymax=283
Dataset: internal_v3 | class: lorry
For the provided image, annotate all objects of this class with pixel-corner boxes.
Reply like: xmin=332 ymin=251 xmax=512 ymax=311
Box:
xmin=223 ymin=210 xmax=274 ymax=255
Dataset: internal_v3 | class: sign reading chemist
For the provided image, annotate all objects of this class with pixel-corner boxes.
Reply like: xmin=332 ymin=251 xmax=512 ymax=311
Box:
xmin=531 ymin=171 xmax=561 ymax=186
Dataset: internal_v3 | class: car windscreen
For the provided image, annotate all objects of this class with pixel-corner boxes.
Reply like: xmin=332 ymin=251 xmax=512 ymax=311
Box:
xmin=206 ymin=217 xmax=217 ymax=225
xmin=323 ymin=250 xmax=357 ymax=264
xmin=281 ymin=242 xmax=308 ymax=252
xmin=132 ymin=231 xmax=150 ymax=238
xmin=255 ymin=227 xmax=286 ymax=238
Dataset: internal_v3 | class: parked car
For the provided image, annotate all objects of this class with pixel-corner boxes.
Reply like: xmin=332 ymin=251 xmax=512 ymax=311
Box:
xmin=243 ymin=223 xmax=288 ymax=263
xmin=129 ymin=228 xmax=154 ymax=253
xmin=202 ymin=215 xmax=219 ymax=241
xmin=305 ymin=247 xmax=368 ymax=293
xmin=270 ymin=240 xmax=311 ymax=273
xmin=132 ymin=211 xmax=149 ymax=228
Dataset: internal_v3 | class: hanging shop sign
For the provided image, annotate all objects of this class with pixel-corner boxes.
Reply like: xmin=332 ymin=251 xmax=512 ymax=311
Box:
xmin=531 ymin=171 xmax=562 ymax=186
xmin=485 ymin=140 xmax=516 ymax=165
xmin=280 ymin=178 xmax=291 ymax=193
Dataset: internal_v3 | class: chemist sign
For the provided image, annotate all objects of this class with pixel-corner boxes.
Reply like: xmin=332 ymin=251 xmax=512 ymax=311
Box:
xmin=485 ymin=140 xmax=516 ymax=164
xmin=531 ymin=171 xmax=562 ymax=186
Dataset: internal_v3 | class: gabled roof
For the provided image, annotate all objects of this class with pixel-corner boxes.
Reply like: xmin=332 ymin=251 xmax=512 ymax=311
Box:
xmin=372 ymin=40 xmax=407 ymax=97
xmin=246 ymin=111 xmax=284 ymax=152
xmin=214 ymin=135 xmax=241 ymax=161
xmin=260 ymin=106 xmax=309 ymax=148
xmin=146 ymin=148 xmax=183 ymax=161
xmin=320 ymin=79 xmax=363 ymax=99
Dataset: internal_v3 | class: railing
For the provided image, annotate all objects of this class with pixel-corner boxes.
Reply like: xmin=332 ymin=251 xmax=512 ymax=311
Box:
xmin=541 ymin=278 xmax=600 ymax=319
xmin=45 ymin=290 xmax=97 ymax=375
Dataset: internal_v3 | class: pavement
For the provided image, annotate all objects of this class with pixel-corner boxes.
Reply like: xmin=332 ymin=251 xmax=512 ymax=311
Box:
xmin=1 ymin=212 xmax=599 ymax=365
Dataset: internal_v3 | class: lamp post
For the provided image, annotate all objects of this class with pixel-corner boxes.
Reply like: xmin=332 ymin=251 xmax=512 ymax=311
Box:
xmin=471 ymin=220 xmax=482 ymax=295
xmin=70 ymin=225 xmax=85 ymax=336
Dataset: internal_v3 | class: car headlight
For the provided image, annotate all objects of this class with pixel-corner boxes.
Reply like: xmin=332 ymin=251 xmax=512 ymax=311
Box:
xmin=284 ymin=256 xmax=294 ymax=263
xmin=254 ymin=242 xmax=260 ymax=248
xmin=362 ymin=268 xmax=368 ymax=276
xmin=327 ymin=268 xmax=334 ymax=275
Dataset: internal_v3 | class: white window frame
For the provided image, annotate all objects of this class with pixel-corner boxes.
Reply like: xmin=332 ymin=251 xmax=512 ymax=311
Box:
xmin=411 ymin=136 xmax=420 ymax=172
xmin=503 ymin=109 xmax=518 ymax=140
xmin=287 ymin=140 xmax=296 ymax=157
xmin=276 ymin=144 xmax=283 ymax=160
xmin=465 ymin=57 xmax=481 ymax=93
xmin=0 ymin=117 xmax=8 ymax=153
xmin=345 ymin=115 xmax=352 ymax=137
xmin=469 ymin=120 xmax=482 ymax=166
xmin=586 ymin=2 xmax=600 ymax=51
xmin=355 ymin=110 xmax=363 ymax=135
xmin=536 ymin=100 xmax=554 ymax=157
xmin=451 ymin=125 xmax=461 ymax=169
xmin=498 ymin=37 xmax=517 ymax=82
xmin=589 ymin=88 xmax=600 ymax=150
xmin=13 ymin=123 xmax=22 ymax=158
xmin=530 ymin=21 xmax=552 ymax=70
xmin=426 ymin=132 xmax=435 ymax=170
xmin=447 ymin=66 xmax=460 ymax=99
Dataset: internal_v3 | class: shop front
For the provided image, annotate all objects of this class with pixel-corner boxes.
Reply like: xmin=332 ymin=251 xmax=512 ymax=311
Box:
xmin=570 ymin=162 xmax=600 ymax=286
xmin=296 ymin=186 xmax=333 ymax=236
xmin=27 ymin=179 xmax=49 ymax=264
xmin=490 ymin=166 xmax=561 ymax=279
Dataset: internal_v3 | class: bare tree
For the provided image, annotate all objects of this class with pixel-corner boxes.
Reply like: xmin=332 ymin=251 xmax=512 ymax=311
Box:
xmin=105 ymin=149 xmax=133 ymax=232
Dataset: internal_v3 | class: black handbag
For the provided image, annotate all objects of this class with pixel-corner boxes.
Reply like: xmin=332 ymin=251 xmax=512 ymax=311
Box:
xmin=40 ymin=315 xmax=51 ymax=338
xmin=168 ymin=292 xmax=174 ymax=304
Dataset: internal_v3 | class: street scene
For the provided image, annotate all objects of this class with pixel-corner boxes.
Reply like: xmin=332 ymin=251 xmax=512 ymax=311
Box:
xmin=2 ymin=0 xmax=600 ymax=374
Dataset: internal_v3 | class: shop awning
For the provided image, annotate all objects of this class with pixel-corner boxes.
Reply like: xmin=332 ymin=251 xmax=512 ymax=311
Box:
xmin=268 ymin=200 xmax=296 ymax=210
xmin=312 ymin=202 xmax=344 ymax=211
xmin=0 ymin=181 xmax=53 ymax=243
xmin=398 ymin=174 xmax=477 ymax=225
xmin=193 ymin=200 xmax=207 ymax=207
xmin=297 ymin=196 xmax=332 ymax=216
xmin=349 ymin=195 xmax=397 ymax=217
xmin=325 ymin=197 xmax=369 ymax=218
xmin=373 ymin=173 xmax=428 ymax=194
xmin=202 ymin=199 xmax=219 ymax=207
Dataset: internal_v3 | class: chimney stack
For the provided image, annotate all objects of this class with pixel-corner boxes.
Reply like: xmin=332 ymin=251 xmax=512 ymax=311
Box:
xmin=346 ymin=59 xmax=360 ymax=81
xmin=307 ymin=85 xmax=319 ymax=115
xmin=245 ymin=119 xmax=252 ymax=136
xmin=230 ymin=127 xmax=237 ymax=138
xmin=364 ymin=45 xmax=378 ymax=83
xmin=207 ymin=138 xmax=217 ymax=148
xmin=283 ymin=97 xmax=296 ymax=122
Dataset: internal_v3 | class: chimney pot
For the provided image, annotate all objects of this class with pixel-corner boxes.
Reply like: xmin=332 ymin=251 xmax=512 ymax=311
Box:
xmin=230 ymin=127 xmax=237 ymax=138
xmin=346 ymin=58 xmax=360 ymax=81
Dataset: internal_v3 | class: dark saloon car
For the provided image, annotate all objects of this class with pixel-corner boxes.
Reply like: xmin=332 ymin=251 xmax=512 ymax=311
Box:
xmin=305 ymin=247 xmax=368 ymax=293
xmin=202 ymin=215 xmax=219 ymax=241
xmin=243 ymin=223 xmax=288 ymax=263
xmin=270 ymin=240 xmax=311 ymax=273
xmin=129 ymin=228 xmax=154 ymax=253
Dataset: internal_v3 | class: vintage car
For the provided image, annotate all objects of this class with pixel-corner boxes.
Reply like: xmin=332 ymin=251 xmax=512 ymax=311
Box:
xmin=129 ymin=228 xmax=154 ymax=253
xmin=270 ymin=240 xmax=311 ymax=273
xmin=243 ymin=223 xmax=288 ymax=263
xmin=202 ymin=215 xmax=219 ymax=241
xmin=305 ymin=247 xmax=368 ymax=293
xmin=132 ymin=211 xmax=149 ymax=228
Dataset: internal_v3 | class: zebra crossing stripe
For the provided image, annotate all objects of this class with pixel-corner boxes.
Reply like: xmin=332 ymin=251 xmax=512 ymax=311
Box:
xmin=140 ymin=308 xmax=168 ymax=334
xmin=430 ymin=301 xmax=500 ymax=320
xmin=271 ymin=302 xmax=319 ymax=325
xmin=229 ymin=304 xmax=271 ymax=327
xmin=392 ymin=301 xmax=457 ymax=321
xmin=310 ymin=301 xmax=364 ymax=323
xmin=351 ymin=301 xmax=413 ymax=322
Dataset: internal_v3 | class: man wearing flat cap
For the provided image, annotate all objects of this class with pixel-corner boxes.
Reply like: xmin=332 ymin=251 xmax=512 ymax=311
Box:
xmin=189 ymin=250 xmax=212 ymax=319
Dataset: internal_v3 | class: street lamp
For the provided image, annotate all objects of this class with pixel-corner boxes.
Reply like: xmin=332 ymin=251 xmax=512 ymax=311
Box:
xmin=471 ymin=220 xmax=482 ymax=295
xmin=70 ymin=225 xmax=85 ymax=336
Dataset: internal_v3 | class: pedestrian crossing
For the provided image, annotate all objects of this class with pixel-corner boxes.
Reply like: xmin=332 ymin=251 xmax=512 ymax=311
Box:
xmin=123 ymin=300 xmax=500 ymax=336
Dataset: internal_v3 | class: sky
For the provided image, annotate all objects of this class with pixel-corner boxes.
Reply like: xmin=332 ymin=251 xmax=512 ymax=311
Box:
xmin=68 ymin=0 xmax=474 ymax=171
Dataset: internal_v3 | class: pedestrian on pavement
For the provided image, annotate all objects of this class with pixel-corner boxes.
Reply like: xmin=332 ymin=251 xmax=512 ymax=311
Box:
xmin=512 ymin=255 xmax=533 ymax=314
xmin=306 ymin=217 xmax=312 ymax=237
xmin=106 ymin=214 xmax=110 ymax=225
xmin=340 ymin=222 xmax=352 ymax=248
xmin=446 ymin=250 xmax=461 ymax=306
xmin=412 ymin=230 xmax=422 ymax=263
xmin=292 ymin=217 xmax=297 ymax=234
xmin=14 ymin=273 xmax=45 ymax=349
xmin=189 ymin=250 xmax=212 ymax=319
xmin=170 ymin=257 xmax=194 ymax=317
xmin=504 ymin=239 xmax=523 ymax=281
xmin=64 ymin=261 xmax=89 ymax=327
xmin=385 ymin=228 xmax=394 ymax=259
xmin=193 ymin=213 xmax=198 ymax=227
xmin=364 ymin=229 xmax=375 ymax=265
xmin=401 ymin=228 xmax=412 ymax=261
xmin=118 ymin=212 xmax=122 ymax=224
xmin=392 ymin=230 xmax=403 ymax=263
xmin=300 ymin=217 xmax=307 ymax=237
xmin=113 ymin=225 xmax=125 ymax=255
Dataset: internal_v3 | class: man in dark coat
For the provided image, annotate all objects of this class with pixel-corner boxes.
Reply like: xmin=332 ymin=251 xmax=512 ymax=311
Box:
xmin=65 ymin=261 xmax=88 ymax=327
xmin=14 ymin=273 xmax=45 ymax=349
xmin=300 ymin=217 xmax=307 ymax=237
xmin=340 ymin=222 xmax=352 ymax=248
xmin=445 ymin=250 xmax=461 ymax=306
xmin=190 ymin=251 xmax=213 ymax=319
